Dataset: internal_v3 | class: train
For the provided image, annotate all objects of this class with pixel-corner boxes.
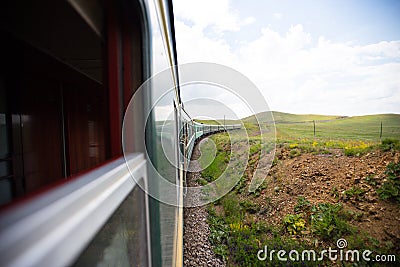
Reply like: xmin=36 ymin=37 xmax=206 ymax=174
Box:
xmin=0 ymin=0 xmax=240 ymax=266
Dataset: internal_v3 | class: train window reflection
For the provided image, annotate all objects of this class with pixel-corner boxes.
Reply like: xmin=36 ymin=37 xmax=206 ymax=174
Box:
xmin=73 ymin=186 xmax=149 ymax=267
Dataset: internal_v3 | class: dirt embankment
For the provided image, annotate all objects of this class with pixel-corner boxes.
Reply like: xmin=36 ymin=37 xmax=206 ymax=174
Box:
xmin=250 ymin=147 xmax=400 ymax=251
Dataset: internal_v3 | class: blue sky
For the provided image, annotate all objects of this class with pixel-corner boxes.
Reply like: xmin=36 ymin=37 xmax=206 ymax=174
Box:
xmin=173 ymin=0 xmax=400 ymax=117
xmin=228 ymin=0 xmax=400 ymax=45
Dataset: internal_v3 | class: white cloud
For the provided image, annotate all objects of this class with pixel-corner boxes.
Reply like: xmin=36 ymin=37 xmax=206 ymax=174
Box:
xmin=174 ymin=2 xmax=400 ymax=116
xmin=175 ymin=20 xmax=236 ymax=65
xmin=273 ymin=13 xmax=283 ymax=20
xmin=173 ymin=0 xmax=254 ymax=33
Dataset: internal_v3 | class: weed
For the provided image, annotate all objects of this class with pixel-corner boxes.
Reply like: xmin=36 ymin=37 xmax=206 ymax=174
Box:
xmin=208 ymin=206 xmax=229 ymax=260
xmin=377 ymin=162 xmax=400 ymax=203
xmin=235 ymin=175 xmax=247 ymax=194
xmin=377 ymin=182 xmax=399 ymax=202
xmin=344 ymin=141 xmax=371 ymax=156
xmin=250 ymin=180 xmax=268 ymax=197
xmin=289 ymin=148 xmax=301 ymax=158
xmin=196 ymin=177 xmax=208 ymax=186
xmin=272 ymin=156 xmax=279 ymax=166
xmin=227 ymin=225 xmax=261 ymax=265
xmin=294 ymin=196 xmax=311 ymax=213
xmin=283 ymin=214 xmax=306 ymax=235
xmin=386 ymin=161 xmax=400 ymax=178
xmin=221 ymin=194 xmax=243 ymax=222
xmin=365 ymin=175 xmax=378 ymax=186
xmin=310 ymin=203 xmax=353 ymax=240
xmin=331 ymin=186 xmax=340 ymax=199
xmin=240 ymin=200 xmax=261 ymax=214
xmin=289 ymin=143 xmax=299 ymax=149
xmin=380 ymin=138 xmax=400 ymax=152
xmin=343 ymin=186 xmax=366 ymax=200
xmin=352 ymin=211 xmax=364 ymax=222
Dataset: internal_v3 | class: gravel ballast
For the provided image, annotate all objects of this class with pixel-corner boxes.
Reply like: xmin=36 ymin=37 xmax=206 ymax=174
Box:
xmin=183 ymin=140 xmax=225 ymax=267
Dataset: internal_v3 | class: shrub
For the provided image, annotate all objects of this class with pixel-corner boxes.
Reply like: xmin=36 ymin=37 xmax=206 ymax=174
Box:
xmin=377 ymin=182 xmax=399 ymax=202
xmin=208 ymin=207 xmax=229 ymax=260
xmin=249 ymin=180 xmax=268 ymax=197
xmin=249 ymin=142 xmax=261 ymax=156
xmin=234 ymin=175 xmax=247 ymax=194
xmin=283 ymin=214 xmax=306 ymax=235
xmin=331 ymin=186 xmax=340 ymax=199
xmin=365 ymin=175 xmax=378 ymax=186
xmin=221 ymin=194 xmax=243 ymax=220
xmin=344 ymin=143 xmax=371 ymax=156
xmin=289 ymin=148 xmax=301 ymax=158
xmin=240 ymin=200 xmax=261 ymax=214
xmin=227 ymin=225 xmax=261 ymax=265
xmin=294 ymin=196 xmax=311 ymax=213
xmin=289 ymin=143 xmax=298 ymax=149
xmin=377 ymin=162 xmax=400 ymax=203
xmin=311 ymin=203 xmax=353 ymax=240
xmin=343 ymin=186 xmax=366 ymax=200
xmin=380 ymin=138 xmax=400 ymax=152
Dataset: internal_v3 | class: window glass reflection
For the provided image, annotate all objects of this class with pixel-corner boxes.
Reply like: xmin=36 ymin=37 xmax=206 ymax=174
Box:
xmin=73 ymin=186 xmax=148 ymax=267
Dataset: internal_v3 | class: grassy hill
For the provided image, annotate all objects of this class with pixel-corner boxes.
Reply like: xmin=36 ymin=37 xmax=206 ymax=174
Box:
xmin=244 ymin=111 xmax=400 ymax=141
xmin=243 ymin=111 xmax=343 ymax=124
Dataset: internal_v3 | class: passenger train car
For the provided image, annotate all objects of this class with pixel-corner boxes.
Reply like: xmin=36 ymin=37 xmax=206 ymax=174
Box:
xmin=0 ymin=0 xmax=240 ymax=266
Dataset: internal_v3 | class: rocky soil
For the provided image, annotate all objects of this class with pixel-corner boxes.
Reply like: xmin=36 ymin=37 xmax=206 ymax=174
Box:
xmin=246 ymin=146 xmax=400 ymax=251
xmin=183 ymin=139 xmax=400 ymax=263
xmin=183 ymin=140 xmax=225 ymax=267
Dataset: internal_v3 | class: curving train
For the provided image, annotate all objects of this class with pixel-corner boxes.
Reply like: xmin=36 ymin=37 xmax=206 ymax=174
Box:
xmin=0 ymin=0 xmax=240 ymax=266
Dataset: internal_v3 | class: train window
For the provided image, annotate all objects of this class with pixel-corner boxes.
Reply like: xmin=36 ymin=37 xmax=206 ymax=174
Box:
xmin=0 ymin=0 xmax=143 ymax=205
xmin=0 ymin=77 xmax=13 ymax=206
xmin=73 ymin=185 xmax=149 ymax=266
xmin=0 ymin=1 xmax=106 ymax=202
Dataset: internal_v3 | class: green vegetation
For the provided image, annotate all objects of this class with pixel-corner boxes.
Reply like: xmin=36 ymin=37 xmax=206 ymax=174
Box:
xmin=294 ymin=196 xmax=311 ymax=213
xmin=239 ymin=199 xmax=260 ymax=214
xmin=283 ymin=214 xmax=306 ymax=235
xmin=199 ymin=133 xmax=230 ymax=183
xmin=310 ymin=203 xmax=353 ymax=240
xmin=243 ymin=111 xmax=341 ymax=124
xmin=208 ymin=194 xmax=318 ymax=266
xmin=281 ymin=139 xmax=376 ymax=158
xmin=344 ymin=143 xmax=372 ymax=156
xmin=365 ymin=175 xmax=378 ymax=186
xmin=289 ymin=148 xmax=301 ymax=158
xmin=377 ymin=162 xmax=400 ymax=203
xmin=198 ymin=112 xmax=400 ymax=265
xmin=195 ymin=119 xmax=240 ymax=125
xmin=343 ymin=186 xmax=366 ymax=200
xmin=207 ymin=194 xmax=368 ymax=266
xmin=293 ymin=196 xmax=354 ymax=240
xmin=380 ymin=138 xmax=400 ymax=152
xmin=244 ymin=111 xmax=400 ymax=141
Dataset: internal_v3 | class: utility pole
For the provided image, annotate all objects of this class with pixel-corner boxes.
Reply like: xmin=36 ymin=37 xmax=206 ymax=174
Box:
xmin=313 ymin=120 xmax=316 ymax=138
xmin=380 ymin=122 xmax=383 ymax=141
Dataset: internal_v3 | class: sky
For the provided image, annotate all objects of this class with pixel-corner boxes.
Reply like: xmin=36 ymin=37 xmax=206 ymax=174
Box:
xmin=172 ymin=0 xmax=400 ymax=117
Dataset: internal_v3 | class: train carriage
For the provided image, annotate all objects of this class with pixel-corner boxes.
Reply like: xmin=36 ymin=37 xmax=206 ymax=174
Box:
xmin=0 ymin=1 xmax=240 ymax=266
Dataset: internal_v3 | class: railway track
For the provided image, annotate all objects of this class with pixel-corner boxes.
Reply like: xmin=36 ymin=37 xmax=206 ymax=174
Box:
xmin=183 ymin=139 xmax=225 ymax=267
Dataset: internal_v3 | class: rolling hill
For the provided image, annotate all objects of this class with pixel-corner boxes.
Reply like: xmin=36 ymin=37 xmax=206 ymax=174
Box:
xmin=244 ymin=111 xmax=400 ymax=141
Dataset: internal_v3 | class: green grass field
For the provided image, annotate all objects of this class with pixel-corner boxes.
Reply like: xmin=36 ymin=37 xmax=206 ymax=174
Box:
xmin=243 ymin=111 xmax=400 ymax=141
